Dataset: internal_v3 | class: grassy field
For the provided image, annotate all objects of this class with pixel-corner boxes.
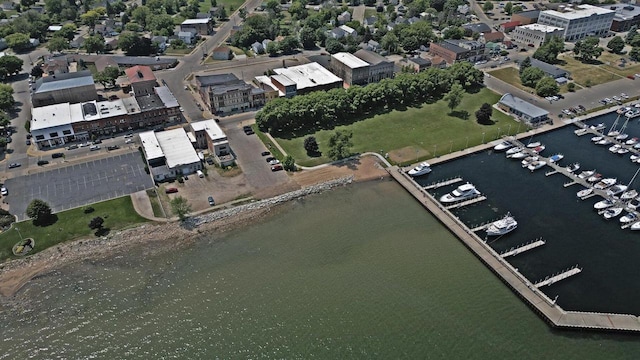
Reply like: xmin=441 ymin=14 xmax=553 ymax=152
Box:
xmin=488 ymin=66 xmax=530 ymax=92
xmin=273 ymin=88 xmax=520 ymax=167
xmin=199 ymin=0 xmax=245 ymax=12
xmin=558 ymin=54 xmax=623 ymax=87
xmin=364 ymin=8 xmax=378 ymax=19
xmin=0 ymin=197 xmax=148 ymax=262
xmin=598 ymin=51 xmax=640 ymax=78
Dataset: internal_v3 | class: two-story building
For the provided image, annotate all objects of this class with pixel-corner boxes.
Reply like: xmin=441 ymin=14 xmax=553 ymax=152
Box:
xmin=180 ymin=18 xmax=215 ymax=35
xmin=196 ymin=73 xmax=266 ymax=114
xmin=32 ymin=70 xmax=98 ymax=107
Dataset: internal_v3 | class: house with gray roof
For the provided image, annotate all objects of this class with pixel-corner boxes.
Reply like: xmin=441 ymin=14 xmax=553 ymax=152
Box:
xmin=32 ymin=70 xmax=98 ymax=107
xmin=498 ymin=93 xmax=549 ymax=126
xmin=462 ymin=22 xmax=492 ymax=34
xmin=251 ymin=41 xmax=264 ymax=54
xmin=529 ymin=58 xmax=569 ymax=79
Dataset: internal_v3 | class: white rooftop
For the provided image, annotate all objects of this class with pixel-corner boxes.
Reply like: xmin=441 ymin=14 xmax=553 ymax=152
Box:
xmin=517 ymin=24 xmax=564 ymax=33
xmin=30 ymin=99 xmax=129 ymax=131
xmin=155 ymin=129 xmax=201 ymax=168
xmin=155 ymin=85 xmax=179 ymax=108
xmin=48 ymin=25 xmax=62 ymax=31
xmin=191 ymin=119 xmax=227 ymax=142
xmin=139 ymin=130 xmax=164 ymax=161
xmin=332 ymin=52 xmax=369 ymax=69
xmin=273 ymin=62 xmax=342 ymax=91
xmin=542 ymin=4 xmax=614 ymax=20
xmin=182 ymin=18 xmax=211 ymax=24
xmin=31 ymin=103 xmax=71 ymax=131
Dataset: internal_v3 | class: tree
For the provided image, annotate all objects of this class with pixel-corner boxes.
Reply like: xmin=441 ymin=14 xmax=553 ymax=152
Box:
xmin=266 ymin=41 xmax=280 ymax=56
xmin=238 ymin=7 xmax=248 ymax=21
xmin=95 ymin=66 xmax=120 ymax=87
xmin=626 ymin=26 xmax=638 ymax=45
xmin=47 ymin=37 xmax=70 ymax=53
xmin=283 ymin=155 xmax=296 ymax=171
xmin=118 ymin=31 xmax=140 ymax=54
xmin=519 ymin=56 xmax=531 ymax=76
xmin=26 ymin=199 xmax=52 ymax=224
xmin=607 ymin=36 xmax=625 ymax=54
xmin=81 ymin=10 xmax=100 ymax=29
xmin=443 ymin=26 xmax=464 ymax=40
xmin=0 ymin=55 xmax=23 ymax=78
xmin=380 ymin=32 xmax=398 ymax=53
xmin=573 ymin=36 xmax=603 ymax=62
xmin=299 ymin=27 xmax=316 ymax=50
xmin=31 ymin=66 xmax=44 ymax=78
xmin=535 ymin=76 xmax=559 ymax=97
xmin=84 ymin=34 xmax=105 ymax=54
xmin=511 ymin=5 xmax=522 ymax=13
xmin=325 ymin=38 xmax=344 ymax=54
xmin=504 ymin=1 xmax=512 ymax=15
xmin=279 ymin=36 xmax=299 ymax=54
xmin=533 ymin=36 xmax=564 ymax=64
xmin=88 ymin=216 xmax=105 ymax=233
xmin=475 ymin=102 xmax=493 ymax=125
xmin=567 ymin=82 xmax=576 ymax=92
xmin=170 ymin=196 xmax=191 ymax=220
xmin=483 ymin=1 xmax=493 ymax=12
xmin=0 ymin=84 xmax=15 ymax=111
xmin=218 ymin=6 xmax=227 ymax=19
xmin=444 ymin=83 xmax=464 ymax=112
xmin=56 ymin=23 xmax=77 ymax=41
xmin=304 ymin=136 xmax=319 ymax=155
xmin=5 ymin=33 xmax=31 ymax=52
xmin=630 ymin=47 xmax=640 ymax=62
xmin=327 ymin=130 xmax=353 ymax=161
xmin=520 ymin=66 xmax=544 ymax=87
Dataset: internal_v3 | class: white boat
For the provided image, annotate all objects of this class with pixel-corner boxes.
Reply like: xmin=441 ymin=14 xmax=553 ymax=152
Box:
xmin=630 ymin=221 xmax=640 ymax=230
xmin=510 ymin=151 xmax=528 ymax=159
xmin=549 ymin=154 xmax=564 ymax=163
xmin=607 ymin=184 xmax=628 ymax=196
xmin=603 ymin=207 xmax=623 ymax=220
xmin=565 ymin=163 xmax=580 ymax=173
xmin=620 ymin=212 xmax=637 ymax=224
xmin=521 ymin=156 xmax=538 ymax=167
xmin=528 ymin=160 xmax=547 ymax=171
xmin=486 ymin=215 xmax=518 ymax=236
xmin=616 ymin=133 xmax=630 ymax=141
xmin=506 ymin=147 xmax=523 ymax=156
xmin=590 ymin=123 xmax=605 ymax=131
xmin=532 ymin=145 xmax=545 ymax=154
xmin=594 ymin=198 xmax=615 ymax=210
xmin=618 ymin=106 xmax=632 ymax=114
xmin=577 ymin=188 xmax=593 ymax=198
xmin=608 ymin=130 xmax=620 ymax=137
xmin=634 ymin=143 xmax=640 ymax=150
xmin=587 ymin=173 xmax=603 ymax=183
xmin=439 ymin=183 xmax=481 ymax=203
xmin=609 ymin=144 xmax=621 ymax=153
xmin=526 ymin=141 xmax=541 ymax=148
xmin=574 ymin=128 xmax=588 ymax=136
xmin=626 ymin=137 xmax=639 ymax=145
xmin=407 ymin=162 xmax=432 ymax=177
xmin=631 ymin=154 xmax=640 ymax=162
xmin=621 ymin=189 xmax=639 ymax=200
xmin=618 ymin=148 xmax=630 ymax=155
xmin=578 ymin=170 xmax=596 ymax=179
xmin=597 ymin=138 xmax=612 ymax=146
xmin=591 ymin=136 xmax=603 ymax=142
xmin=626 ymin=110 xmax=640 ymax=119
xmin=595 ymin=178 xmax=617 ymax=189
xmin=628 ymin=198 xmax=640 ymax=210
xmin=493 ymin=141 xmax=513 ymax=151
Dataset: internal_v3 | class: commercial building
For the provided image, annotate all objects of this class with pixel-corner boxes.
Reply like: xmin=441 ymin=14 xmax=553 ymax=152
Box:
xmin=32 ymin=70 xmax=98 ymax=107
xmin=330 ymin=52 xmax=370 ymax=85
xmin=499 ymin=20 xmax=521 ymax=33
xmin=604 ymin=4 xmax=640 ymax=32
xmin=537 ymin=4 xmax=615 ymax=41
xmin=498 ymin=93 xmax=549 ymax=126
xmin=353 ymin=50 xmax=394 ymax=83
xmin=429 ymin=39 xmax=486 ymax=64
xmin=125 ymin=65 xmax=157 ymax=96
xmin=511 ymin=10 xmax=540 ymax=25
xmin=191 ymin=119 xmax=234 ymax=166
xmin=30 ymin=86 xmax=180 ymax=149
xmin=140 ymin=128 xmax=202 ymax=182
xmin=196 ymin=73 xmax=266 ymax=115
xmin=273 ymin=62 xmax=343 ymax=95
xmin=180 ymin=18 xmax=215 ymax=35
xmin=510 ymin=24 xmax=565 ymax=48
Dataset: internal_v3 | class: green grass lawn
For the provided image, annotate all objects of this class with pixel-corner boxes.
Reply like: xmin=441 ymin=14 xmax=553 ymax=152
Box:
xmin=364 ymin=8 xmax=378 ymax=19
xmin=0 ymin=197 xmax=148 ymax=262
xmin=488 ymin=66 xmax=530 ymax=92
xmin=200 ymin=0 xmax=245 ymax=12
xmin=598 ymin=51 xmax=640 ymax=78
xmin=274 ymin=88 xmax=520 ymax=167
xmin=558 ymin=54 xmax=623 ymax=87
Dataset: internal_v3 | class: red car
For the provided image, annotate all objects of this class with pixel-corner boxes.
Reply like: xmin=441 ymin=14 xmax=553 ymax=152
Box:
xmin=271 ymin=165 xmax=283 ymax=171
xmin=165 ymin=187 xmax=178 ymax=194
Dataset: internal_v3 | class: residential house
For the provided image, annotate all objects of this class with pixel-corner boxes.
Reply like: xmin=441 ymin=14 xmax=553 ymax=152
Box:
xmin=212 ymin=46 xmax=232 ymax=60
xmin=94 ymin=56 xmax=118 ymax=72
xmin=366 ymin=40 xmax=380 ymax=52
xmin=208 ymin=7 xmax=218 ymax=17
xmin=338 ymin=11 xmax=351 ymax=24
xmin=529 ymin=58 xmax=570 ymax=79
xmin=152 ymin=36 xmax=168 ymax=52
xmin=457 ymin=4 xmax=470 ymax=15
xmin=178 ymin=30 xmax=197 ymax=45
xmin=262 ymin=39 xmax=272 ymax=51
xmin=331 ymin=25 xmax=358 ymax=38
xmin=251 ymin=41 xmax=264 ymax=54
xmin=42 ymin=57 xmax=70 ymax=76
xmin=364 ymin=16 xmax=377 ymax=28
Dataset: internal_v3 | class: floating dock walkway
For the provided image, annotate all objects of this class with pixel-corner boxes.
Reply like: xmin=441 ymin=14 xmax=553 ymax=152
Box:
xmin=444 ymin=195 xmax=487 ymax=210
xmin=500 ymin=238 xmax=546 ymax=258
xmin=423 ymin=177 xmax=462 ymax=190
xmin=388 ymin=165 xmax=640 ymax=333
xmin=535 ymin=266 xmax=582 ymax=288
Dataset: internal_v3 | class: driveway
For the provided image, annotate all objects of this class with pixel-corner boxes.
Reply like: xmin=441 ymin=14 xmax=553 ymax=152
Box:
xmin=4 ymin=152 xmax=153 ymax=220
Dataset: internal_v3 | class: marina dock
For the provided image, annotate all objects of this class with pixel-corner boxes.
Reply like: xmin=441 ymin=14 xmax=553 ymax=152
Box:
xmin=500 ymin=238 xmax=546 ymax=258
xmin=423 ymin=177 xmax=462 ymax=190
xmin=535 ymin=266 xmax=582 ymax=287
xmin=388 ymin=166 xmax=640 ymax=333
xmin=444 ymin=196 xmax=487 ymax=210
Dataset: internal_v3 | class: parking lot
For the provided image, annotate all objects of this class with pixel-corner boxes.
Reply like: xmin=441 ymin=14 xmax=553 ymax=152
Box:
xmin=4 ymin=152 xmax=153 ymax=220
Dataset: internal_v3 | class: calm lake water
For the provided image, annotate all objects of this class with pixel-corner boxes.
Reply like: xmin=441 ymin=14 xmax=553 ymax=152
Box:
xmin=1 ymin=178 xmax=640 ymax=358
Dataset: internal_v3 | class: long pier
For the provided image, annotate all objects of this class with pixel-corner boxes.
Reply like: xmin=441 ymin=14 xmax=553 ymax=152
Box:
xmin=500 ymin=238 xmax=546 ymax=258
xmin=388 ymin=166 xmax=640 ymax=333
xmin=423 ymin=177 xmax=463 ymax=190
xmin=535 ymin=266 xmax=582 ymax=287
xmin=444 ymin=195 xmax=487 ymax=210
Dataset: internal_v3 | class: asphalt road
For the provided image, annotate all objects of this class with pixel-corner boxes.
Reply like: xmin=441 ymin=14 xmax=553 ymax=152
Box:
xmin=4 ymin=152 xmax=153 ymax=220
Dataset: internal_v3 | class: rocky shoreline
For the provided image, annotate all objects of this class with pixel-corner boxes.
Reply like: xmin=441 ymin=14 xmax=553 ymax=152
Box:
xmin=0 ymin=176 xmax=355 ymax=298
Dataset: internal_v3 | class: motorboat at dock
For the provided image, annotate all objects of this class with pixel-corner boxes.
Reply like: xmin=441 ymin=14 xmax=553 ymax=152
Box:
xmin=549 ymin=154 xmax=564 ymax=163
xmin=620 ymin=212 xmax=638 ymax=224
xmin=532 ymin=145 xmax=546 ymax=154
xmin=486 ymin=214 xmax=518 ymax=236
xmin=617 ymin=148 xmax=630 ymax=155
xmin=621 ymin=189 xmax=639 ymax=200
xmin=407 ymin=162 xmax=432 ymax=177
xmin=439 ymin=183 xmax=481 ymax=203
xmin=574 ymin=128 xmax=588 ymax=136
xmin=609 ymin=144 xmax=622 ymax=153
xmin=630 ymin=221 xmax=640 ymax=230
xmin=616 ymin=133 xmax=630 ymax=141
xmin=576 ymin=187 xmax=593 ymax=198
xmin=509 ymin=151 xmax=528 ymax=159
xmin=603 ymin=207 xmax=623 ymax=220
xmin=506 ymin=147 xmax=523 ymax=157
xmin=594 ymin=178 xmax=617 ymax=189
xmin=626 ymin=137 xmax=639 ymax=146
xmin=493 ymin=141 xmax=513 ymax=152
xmin=629 ymin=198 xmax=640 ymax=210
xmin=565 ymin=163 xmax=580 ymax=173
xmin=590 ymin=123 xmax=606 ymax=131
xmin=526 ymin=141 xmax=541 ymax=148
xmin=594 ymin=198 xmax=616 ymax=210
xmin=521 ymin=156 xmax=538 ymax=167
xmin=587 ymin=173 xmax=603 ymax=183
xmin=596 ymin=138 xmax=612 ymax=146
xmin=626 ymin=109 xmax=640 ymax=119
xmin=528 ymin=160 xmax=547 ymax=171
xmin=591 ymin=136 xmax=604 ymax=143
xmin=607 ymin=184 xmax=628 ymax=197
xmin=578 ymin=170 xmax=596 ymax=179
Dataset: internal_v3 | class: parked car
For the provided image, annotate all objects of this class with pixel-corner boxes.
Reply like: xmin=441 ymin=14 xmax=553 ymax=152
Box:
xmin=266 ymin=156 xmax=276 ymax=162
xmin=621 ymin=93 xmax=629 ymax=99
xmin=208 ymin=196 xmax=215 ymax=206
xmin=37 ymin=160 xmax=49 ymax=166
xmin=206 ymin=157 xmax=214 ymax=165
xmin=1 ymin=186 xmax=7 ymax=196
xmin=78 ymin=142 xmax=89 ymax=148
xmin=52 ymin=152 xmax=64 ymax=158
xmin=89 ymin=145 xmax=100 ymax=151
xmin=124 ymin=133 xmax=134 ymax=138
xmin=165 ymin=187 xmax=178 ymax=194
xmin=197 ymin=170 xmax=204 ymax=178
xmin=26 ymin=133 xmax=32 ymax=139
xmin=5 ymin=137 xmax=11 ymax=143
xmin=8 ymin=163 xmax=20 ymax=168
xmin=26 ymin=139 xmax=31 ymax=145
xmin=107 ymin=145 xmax=120 ymax=151
xmin=261 ymin=151 xmax=271 ymax=156
xmin=66 ymin=145 xmax=78 ymax=150
xmin=92 ymin=139 xmax=102 ymax=144
xmin=269 ymin=159 xmax=280 ymax=165
xmin=271 ymin=164 xmax=283 ymax=172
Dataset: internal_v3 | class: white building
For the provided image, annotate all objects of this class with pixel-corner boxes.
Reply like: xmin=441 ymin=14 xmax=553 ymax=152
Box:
xmin=140 ymin=128 xmax=202 ymax=182
xmin=537 ymin=4 xmax=615 ymax=41
xmin=510 ymin=24 xmax=565 ymax=48
xmin=190 ymin=120 xmax=234 ymax=167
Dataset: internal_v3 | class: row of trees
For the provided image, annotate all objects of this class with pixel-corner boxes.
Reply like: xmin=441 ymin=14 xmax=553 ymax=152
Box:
xmin=519 ymin=57 xmax=559 ymax=97
xmin=256 ymin=62 xmax=483 ymax=134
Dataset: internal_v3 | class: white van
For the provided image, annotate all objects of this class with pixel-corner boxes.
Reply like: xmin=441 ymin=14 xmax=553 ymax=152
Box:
xmin=197 ymin=170 xmax=204 ymax=178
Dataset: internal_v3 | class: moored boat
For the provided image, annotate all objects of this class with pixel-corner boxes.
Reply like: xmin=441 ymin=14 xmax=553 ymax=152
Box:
xmin=576 ymin=188 xmax=593 ymax=198
xmin=591 ymin=136 xmax=603 ymax=142
xmin=439 ymin=183 xmax=481 ymax=203
xmin=590 ymin=123 xmax=606 ymax=131
xmin=617 ymin=148 xmax=630 ymax=155
xmin=603 ymin=207 xmax=623 ymax=220
xmin=574 ymin=128 xmax=588 ymax=136
xmin=630 ymin=221 xmax=640 ymax=230
xmin=532 ymin=145 xmax=545 ymax=154
xmin=528 ymin=160 xmax=547 ymax=171
xmin=509 ymin=151 xmax=528 ymax=159
xmin=549 ymin=154 xmax=564 ymax=163
xmin=587 ymin=173 xmax=603 ymax=183
xmin=597 ymin=138 xmax=612 ymax=146
xmin=625 ymin=109 xmax=640 ymax=119
xmin=493 ymin=141 xmax=513 ymax=151
xmin=506 ymin=146 xmax=523 ymax=156
xmin=626 ymin=137 xmax=639 ymax=145
xmin=607 ymin=184 xmax=628 ymax=196
xmin=608 ymin=130 xmax=620 ymax=137
xmin=595 ymin=178 xmax=617 ymax=189
xmin=594 ymin=198 xmax=615 ymax=210
xmin=609 ymin=144 xmax=621 ymax=153
xmin=486 ymin=214 xmax=518 ymax=236
xmin=578 ymin=169 xmax=596 ymax=179
xmin=621 ymin=189 xmax=639 ymax=200
xmin=629 ymin=198 xmax=640 ymax=210
xmin=565 ymin=163 xmax=580 ymax=173
xmin=521 ymin=156 xmax=538 ymax=167
xmin=620 ymin=212 xmax=637 ymax=224
xmin=407 ymin=162 xmax=432 ymax=177
xmin=526 ymin=141 xmax=541 ymax=148
xmin=616 ymin=133 xmax=629 ymax=141
xmin=631 ymin=154 xmax=640 ymax=162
